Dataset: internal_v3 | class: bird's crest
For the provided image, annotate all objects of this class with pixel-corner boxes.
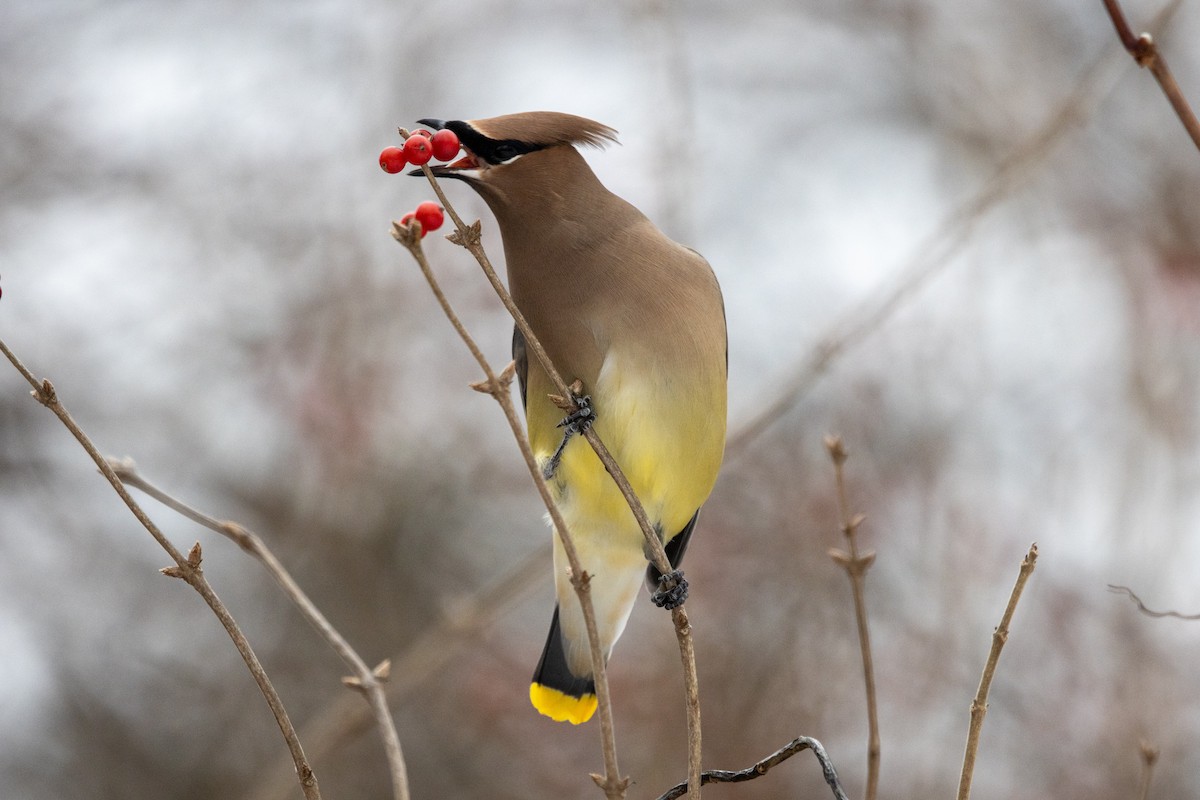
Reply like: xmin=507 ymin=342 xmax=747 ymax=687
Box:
xmin=466 ymin=111 xmax=619 ymax=150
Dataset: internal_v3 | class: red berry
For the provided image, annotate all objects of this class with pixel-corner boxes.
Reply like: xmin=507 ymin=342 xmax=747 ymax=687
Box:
xmin=399 ymin=210 xmax=426 ymax=238
xmin=430 ymin=129 xmax=461 ymax=161
xmin=403 ymin=134 xmax=433 ymax=166
xmin=411 ymin=128 xmax=434 ymax=139
xmin=379 ymin=146 xmax=407 ymax=173
xmin=414 ymin=201 xmax=444 ymax=233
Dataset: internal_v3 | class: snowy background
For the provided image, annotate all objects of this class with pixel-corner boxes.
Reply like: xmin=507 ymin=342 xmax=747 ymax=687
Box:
xmin=2 ymin=0 xmax=1199 ymax=797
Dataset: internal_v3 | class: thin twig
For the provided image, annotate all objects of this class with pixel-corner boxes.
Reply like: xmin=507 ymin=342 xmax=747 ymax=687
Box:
xmin=956 ymin=543 xmax=1039 ymax=800
xmin=653 ymin=736 xmax=849 ymax=800
xmin=1108 ymin=585 xmax=1200 ymax=620
xmin=0 ymin=338 xmax=322 ymax=800
xmin=391 ymin=220 xmax=628 ymax=798
xmin=107 ymin=458 xmax=411 ymax=800
xmin=1101 ymin=0 xmax=1200 ymax=151
xmin=409 ymin=135 xmax=704 ymax=798
xmin=824 ymin=436 xmax=879 ymax=800
xmin=249 ymin=546 xmax=549 ymax=800
xmin=1137 ymin=740 xmax=1159 ymax=800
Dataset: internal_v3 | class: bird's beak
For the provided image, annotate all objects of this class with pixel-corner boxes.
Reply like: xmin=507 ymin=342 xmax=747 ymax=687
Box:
xmin=409 ymin=117 xmax=484 ymax=180
xmin=407 ymin=151 xmax=482 ymax=181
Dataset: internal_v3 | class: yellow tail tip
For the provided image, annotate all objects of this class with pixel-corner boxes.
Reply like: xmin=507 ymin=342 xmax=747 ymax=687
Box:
xmin=530 ymin=682 xmax=598 ymax=724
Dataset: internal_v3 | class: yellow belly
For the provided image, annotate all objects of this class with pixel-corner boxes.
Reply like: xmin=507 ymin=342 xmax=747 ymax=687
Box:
xmin=528 ymin=349 xmax=726 ymax=547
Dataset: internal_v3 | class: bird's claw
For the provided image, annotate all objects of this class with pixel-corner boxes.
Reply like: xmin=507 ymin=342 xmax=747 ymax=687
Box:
xmin=556 ymin=395 xmax=594 ymax=433
xmin=543 ymin=394 xmax=595 ymax=480
xmin=651 ymin=569 xmax=688 ymax=610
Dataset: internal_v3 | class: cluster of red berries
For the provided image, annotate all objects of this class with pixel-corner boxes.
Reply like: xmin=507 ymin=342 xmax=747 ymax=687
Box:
xmin=398 ymin=201 xmax=445 ymax=238
xmin=380 ymin=128 xmax=461 ymax=173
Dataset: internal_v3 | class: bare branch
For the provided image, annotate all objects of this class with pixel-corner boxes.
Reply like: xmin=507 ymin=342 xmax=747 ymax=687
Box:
xmin=392 ymin=219 xmax=628 ymax=798
xmin=653 ymin=736 xmax=849 ymax=800
xmin=1102 ymin=0 xmax=1200 ymax=151
xmin=0 ymin=338 xmax=322 ymax=800
xmin=407 ymin=134 xmax=704 ymax=797
xmin=1108 ymin=584 xmax=1200 ymax=620
xmin=824 ymin=435 xmax=879 ymax=800
xmin=108 ymin=458 xmax=411 ymax=800
xmin=956 ymin=543 xmax=1039 ymax=800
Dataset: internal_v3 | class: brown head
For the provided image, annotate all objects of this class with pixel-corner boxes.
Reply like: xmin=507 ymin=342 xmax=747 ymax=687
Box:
xmin=412 ymin=112 xmax=625 ymax=224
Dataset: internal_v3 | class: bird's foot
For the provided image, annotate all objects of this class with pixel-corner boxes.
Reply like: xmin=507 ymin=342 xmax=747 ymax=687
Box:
xmin=651 ymin=569 xmax=688 ymax=610
xmin=542 ymin=394 xmax=595 ymax=480
xmin=556 ymin=394 xmax=595 ymax=434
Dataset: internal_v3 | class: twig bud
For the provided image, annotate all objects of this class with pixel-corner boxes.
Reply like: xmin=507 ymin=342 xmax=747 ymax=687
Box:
xmin=32 ymin=379 xmax=57 ymax=408
xmin=446 ymin=219 xmax=482 ymax=248
xmin=824 ymin=434 xmax=847 ymax=464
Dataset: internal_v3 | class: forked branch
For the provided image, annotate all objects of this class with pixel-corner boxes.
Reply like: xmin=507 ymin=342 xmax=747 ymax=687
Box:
xmin=0 ymin=339 xmax=322 ymax=800
xmin=108 ymin=458 xmax=410 ymax=800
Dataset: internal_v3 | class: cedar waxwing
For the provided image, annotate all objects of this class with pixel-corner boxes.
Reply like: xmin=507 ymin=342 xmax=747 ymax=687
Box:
xmin=414 ymin=112 xmax=726 ymax=724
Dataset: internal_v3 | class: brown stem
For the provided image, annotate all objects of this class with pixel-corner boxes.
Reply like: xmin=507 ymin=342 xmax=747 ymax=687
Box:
xmin=956 ymin=543 xmax=1039 ymax=800
xmin=108 ymin=459 xmax=410 ymax=800
xmin=824 ymin=435 xmax=879 ymax=800
xmin=1102 ymin=0 xmax=1200 ymax=151
xmin=408 ymin=137 xmax=703 ymax=796
xmin=0 ymin=338 xmax=321 ymax=800
xmin=392 ymin=223 xmax=628 ymax=798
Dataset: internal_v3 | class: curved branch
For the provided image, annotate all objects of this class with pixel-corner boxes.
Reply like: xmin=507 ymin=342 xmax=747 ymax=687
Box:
xmin=653 ymin=736 xmax=848 ymax=800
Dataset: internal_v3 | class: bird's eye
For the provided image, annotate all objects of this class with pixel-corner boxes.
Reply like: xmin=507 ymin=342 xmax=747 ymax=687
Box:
xmin=494 ymin=144 xmax=519 ymax=162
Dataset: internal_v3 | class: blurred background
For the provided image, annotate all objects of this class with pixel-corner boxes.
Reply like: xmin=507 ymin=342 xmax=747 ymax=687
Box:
xmin=3 ymin=0 xmax=1199 ymax=797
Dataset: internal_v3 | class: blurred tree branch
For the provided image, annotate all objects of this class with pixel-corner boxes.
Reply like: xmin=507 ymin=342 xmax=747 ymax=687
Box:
xmin=1102 ymin=0 xmax=1200 ymax=151
xmin=726 ymin=25 xmax=1168 ymax=460
xmin=1108 ymin=584 xmax=1200 ymax=620
xmin=0 ymin=338 xmax=323 ymax=800
xmin=107 ymin=457 xmax=411 ymax=800
xmin=956 ymin=543 xmax=1039 ymax=800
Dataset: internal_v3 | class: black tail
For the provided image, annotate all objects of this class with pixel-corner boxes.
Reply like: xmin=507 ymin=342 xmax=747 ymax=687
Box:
xmin=529 ymin=605 xmax=598 ymax=724
xmin=646 ymin=509 xmax=701 ymax=590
